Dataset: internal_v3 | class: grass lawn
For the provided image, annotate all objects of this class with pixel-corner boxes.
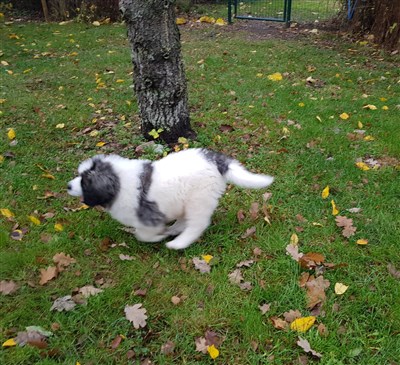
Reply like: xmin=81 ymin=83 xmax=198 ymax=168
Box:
xmin=1 ymin=19 xmax=400 ymax=365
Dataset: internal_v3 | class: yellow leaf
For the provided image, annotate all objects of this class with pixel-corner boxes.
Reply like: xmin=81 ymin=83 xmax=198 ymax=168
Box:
xmin=116 ymin=79 xmax=124 ymax=83
xmin=56 ymin=123 xmax=65 ymax=129
xmin=290 ymin=233 xmax=299 ymax=245
xmin=379 ymin=97 xmax=387 ymax=102
xmin=256 ymin=73 xmax=263 ymax=77
xmin=28 ymin=215 xmax=41 ymax=225
xmin=199 ymin=16 xmax=215 ymax=24
xmin=298 ymin=102 xmax=305 ymax=107
xmin=178 ymin=137 xmax=188 ymax=144
xmin=357 ymin=121 xmax=363 ymax=128
xmin=0 ymin=155 xmax=4 ymax=164
xmin=96 ymin=141 xmax=106 ymax=147
xmin=355 ymin=162 xmax=370 ymax=171
xmin=334 ymin=282 xmax=349 ymax=295
xmin=363 ymin=104 xmax=377 ymax=110
xmin=42 ymin=173 xmax=55 ymax=179
xmin=0 ymin=98 xmax=6 ymax=104
xmin=207 ymin=344 xmax=219 ymax=359
xmin=202 ymin=254 xmax=213 ymax=263
xmin=1 ymin=208 xmax=14 ymax=218
xmin=267 ymin=72 xmax=283 ymax=81
xmin=382 ymin=105 xmax=389 ymax=110
xmin=148 ymin=128 xmax=163 ymax=139
xmin=316 ymin=115 xmax=322 ymax=122
xmin=76 ymin=362 xmax=81 ymax=365
xmin=176 ymin=17 xmax=187 ymax=25
xmin=92 ymin=21 xmax=100 ymax=26
xmin=363 ymin=135 xmax=374 ymax=141
xmin=215 ymin=18 xmax=227 ymax=26
xmin=7 ymin=128 xmax=16 ymax=140
xmin=1 ymin=60 xmax=9 ymax=66
xmin=356 ymin=239 xmax=368 ymax=245
xmin=290 ymin=316 xmax=316 ymax=332
xmin=2 ymin=338 xmax=17 ymax=347
xmin=282 ymin=127 xmax=290 ymax=135
xmin=321 ymin=186 xmax=330 ymax=199
xmin=54 ymin=223 xmax=64 ymax=232
xmin=339 ymin=112 xmax=349 ymax=120
xmin=69 ymin=51 xmax=78 ymax=57
xmin=331 ymin=200 xmax=339 ymax=216
xmin=23 ymin=68 xmax=32 ymax=74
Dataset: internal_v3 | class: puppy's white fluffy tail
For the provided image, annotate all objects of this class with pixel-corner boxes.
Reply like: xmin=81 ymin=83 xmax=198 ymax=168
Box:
xmin=225 ymin=161 xmax=274 ymax=189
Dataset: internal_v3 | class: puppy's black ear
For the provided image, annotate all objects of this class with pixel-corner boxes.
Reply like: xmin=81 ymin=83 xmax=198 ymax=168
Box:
xmin=81 ymin=160 xmax=120 ymax=207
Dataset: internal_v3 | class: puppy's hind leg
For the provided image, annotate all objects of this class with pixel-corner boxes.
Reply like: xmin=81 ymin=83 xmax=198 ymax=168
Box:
xmin=164 ymin=219 xmax=186 ymax=237
xmin=135 ymin=226 xmax=167 ymax=243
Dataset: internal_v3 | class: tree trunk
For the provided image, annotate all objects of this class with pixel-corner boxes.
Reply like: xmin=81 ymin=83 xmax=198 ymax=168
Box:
xmin=350 ymin=0 xmax=400 ymax=51
xmin=119 ymin=0 xmax=195 ymax=143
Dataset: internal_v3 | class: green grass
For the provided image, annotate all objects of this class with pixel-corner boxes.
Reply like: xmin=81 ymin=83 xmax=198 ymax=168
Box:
xmin=1 ymin=20 xmax=400 ymax=365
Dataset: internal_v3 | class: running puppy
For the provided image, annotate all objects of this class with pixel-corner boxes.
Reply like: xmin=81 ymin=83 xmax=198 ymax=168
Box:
xmin=68 ymin=149 xmax=273 ymax=250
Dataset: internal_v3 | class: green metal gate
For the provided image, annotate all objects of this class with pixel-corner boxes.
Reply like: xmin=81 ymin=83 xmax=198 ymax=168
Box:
xmin=228 ymin=0 xmax=292 ymax=23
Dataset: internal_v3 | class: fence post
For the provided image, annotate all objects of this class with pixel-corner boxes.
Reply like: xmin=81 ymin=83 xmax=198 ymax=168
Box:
xmin=228 ymin=0 xmax=232 ymax=24
xmin=285 ymin=0 xmax=292 ymax=27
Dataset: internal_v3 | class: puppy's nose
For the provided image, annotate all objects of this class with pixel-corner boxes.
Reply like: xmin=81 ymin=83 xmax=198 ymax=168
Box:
xmin=67 ymin=183 xmax=72 ymax=190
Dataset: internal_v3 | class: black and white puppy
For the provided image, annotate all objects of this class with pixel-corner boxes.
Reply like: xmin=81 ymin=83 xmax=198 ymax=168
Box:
xmin=68 ymin=149 xmax=273 ymax=250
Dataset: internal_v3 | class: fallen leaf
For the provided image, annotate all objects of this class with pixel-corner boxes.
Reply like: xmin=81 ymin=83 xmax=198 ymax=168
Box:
xmin=331 ymin=199 xmax=339 ymax=215
xmin=54 ymin=223 xmax=64 ymax=232
xmin=290 ymin=316 xmax=316 ymax=332
xmin=55 ymin=123 xmax=65 ymax=129
xmin=347 ymin=207 xmax=362 ymax=213
xmin=195 ymin=337 xmax=208 ymax=354
xmin=201 ymin=254 xmax=213 ymax=264
xmin=236 ymin=259 xmax=254 ymax=268
xmin=199 ymin=16 xmax=215 ymax=23
xmin=249 ymin=202 xmax=259 ymax=220
xmin=239 ymin=281 xmax=253 ymax=291
xmin=363 ymin=104 xmax=377 ymax=110
xmin=355 ymin=161 xmax=370 ymax=171
xmin=286 ymin=243 xmax=303 ymax=261
xmin=387 ymin=264 xmax=400 ymax=279
xmin=171 ymin=296 xmax=181 ymax=305
xmin=176 ymin=17 xmax=187 ymax=25
xmin=267 ymin=72 xmax=283 ymax=81
xmin=283 ymin=309 xmax=302 ymax=323
xmin=207 ymin=344 xmax=219 ymax=359
xmin=119 ymin=254 xmax=135 ymax=261
xmin=124 ymin=303 xmax=148 ymax=329
xmin=228 ymin=269 xmax=244 ymax=284
xmin=1 ymin=208 xmax=14 ymax=218
xmin=321 ymin=186 xmax=329 ymax=199
xmin=356 ymin=239 xmax=368 ymax=245
xmin=290 ymin=233 xmax=299 ymax=245
xmin=241 ymin=226 xmax=256 ymax=239
xmin=161 ymin=340 xmax=175 ymax=355
xmin=237 ymin=209 xmax=245 ymax=223
xmin=50 ymin=295 xmax=76 ymax=311
xmin=297 ymin=337 xmax=322 ymax=358
xmin=110 ymin=335 xmax=123 ymax=350
xmin=259 ymin=303 xmax=271 ymax=315
xmin=299 ymin=252 xmax=325 ymax=269
xmin=334 ymin=282 xmax=349 ymax=295
xmin=215 ymin=18 xmax=226 ymax=26
xmin=270 ymin=316 xmax=288 ymax=330
xmin=10 ymin=229 xmax=24 ymax=240
xmin=28 ymin=215 xmax=41 ymax=225
xmin=42 ymin=173 xmax=55 ymax=179
xmin=0 ymin=280 xmax=19 ymax=295
xmin=339 ymin=112 xmax=349 ymax=120
xmin=2 ymin=338 xmax=17 ymax=347
xmin=79 ymin=285 xmax=103 ymax=298
xmin=305 ymin=276 xmax=330 ymax=309
xmin=192 ymin=257 xmax=211 ymax=274
xmin=53 ymin=252 xmax=76 ymax=271
xmin=7 ymin=128 xmax=16 ymax=140
xmin=317 ymin=323 xmax=328 ymax=336
xmin=39 ymin=266 xmax=58 ymax=285
xmin=335 ymin=216 xmax=357 ymax=238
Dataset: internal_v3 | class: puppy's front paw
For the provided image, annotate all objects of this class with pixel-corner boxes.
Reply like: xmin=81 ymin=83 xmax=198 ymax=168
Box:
xmin=165 ymin=240 xmax=190 ymax=250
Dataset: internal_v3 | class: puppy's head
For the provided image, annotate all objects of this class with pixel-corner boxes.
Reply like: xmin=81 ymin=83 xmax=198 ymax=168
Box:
xmin=67 ymin=155 xmax=120 ymax=207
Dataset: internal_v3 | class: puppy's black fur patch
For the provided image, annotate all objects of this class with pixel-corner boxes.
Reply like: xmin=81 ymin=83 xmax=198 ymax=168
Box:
xmin=137 ymin=163 xmax=166 ymax=226
xmin=200 ymin=149 xmax=231 ymax=175
xmin=81 ymin=159 xmax=120 ymax=207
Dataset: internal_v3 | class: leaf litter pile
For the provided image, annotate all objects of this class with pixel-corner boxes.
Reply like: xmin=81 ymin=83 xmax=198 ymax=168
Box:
xmin=1 ymin=18 xmax=400 ymax=365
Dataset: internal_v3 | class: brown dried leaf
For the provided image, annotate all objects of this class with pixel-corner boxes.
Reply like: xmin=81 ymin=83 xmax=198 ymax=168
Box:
xmin=249 ymin=202 xmax=259 ymax=220
xmin=297 ymin=337 xmax=322 ymax=358
xmin=286 ymin=243 xmax=303 ymax=261
xmin=228 ymin=269 xmax=244 ymax=284
xmin=50 ymin=295 xmax=76 ymax=311
xmin=237 ymin=209 xmax=245 ymax=223
xmin=270 ymin=316 xmax=289 ymax=330
xmin=0 ymin=280 xmax=19 ymax=295
xmin=192 ymin=257 xmax=211 ymax=274
xmin=335 ymin=215 xmax=357 ymax=238
xmin=299 ymin=252 xmax=325 ymax=269
xmin=195 ymin=337 xmax=208 ymax=354
xmin=239 ymin=281 xmax=253 ymax=291
xmin=283 ymin=309 xmax=302 ymax=323
xmin=253 ymin=247 xmax=262 ymax=256
xmin=124 ymin=303 xmax=148 ymax=329
xmin=388 ymin=263 xmax=400 ymax=279
xmin=305 ymin=276 xmax=330 ymax=309
xmin=205 ymin=330 xmax=222 ymax=347
xmin=236 ymin=259 xmax=255 ymax=268
xmin=160 ymin=340 xmax=175 ymax=355
xmin=39 ymin=266 xmax=58 ymax=285
xmin=171 ymin=296 xmax=181 ymax=305
xmin=241 ymin=226 xmax=256 ymax=239
xmin=110 ymin=335 xmax=123 ymax=350
xmin=258 ymin=303 xmax=271 ymax=315
xmin=79 ymin=285 xmax=103 ymax=298
xmin=317 ymin=323 xmax=328 ymax=337
xmin=52 ymin=252 xmax=76 ymax=271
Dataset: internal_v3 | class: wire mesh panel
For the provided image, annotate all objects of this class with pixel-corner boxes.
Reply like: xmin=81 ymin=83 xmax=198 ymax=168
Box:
xmin=233 ymin=0 xmax=290 ymax=22
xmin=291 ymin=0 xmax=341 ymax=23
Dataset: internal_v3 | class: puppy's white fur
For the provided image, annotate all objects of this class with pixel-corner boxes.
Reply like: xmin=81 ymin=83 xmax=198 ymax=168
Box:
xmin=68 ymin=149 xmax=273 ymax=250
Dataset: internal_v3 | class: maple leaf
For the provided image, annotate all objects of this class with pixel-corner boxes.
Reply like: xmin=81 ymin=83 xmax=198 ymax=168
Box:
xmin=283 ymin=309 xmax=302 ymax=323
xmin=192 ymin=257 xmax=211 ymax=273
xmin=50 ymin=295 xmax=76 ymax=312
xmin=335 ymin=216 xmax=357 ymax=238
xmin=270 ymin=316 xmax=288 ymax=330
xmin=0 ymin=280 xmax=19 ymax=295
xmin=297 ymin=337 xmax=322 ymax=358
xmin=195 ymin=337 xmax=208 ymax=353
xmin=299 ymin=252 xmax=325 ymax=269
xmin=79 ymin=285 xmax=103 ymax=298
xmin=241 ymin=226 xmax=256 ymax=239
xmin=124 ymin=303 xmax=148 ymax=329
xmin=236 ymin=259 xmax=254 ymax=268
xmin=239 ymin=281 xmax=253 ymax=291
xmin=39 ymin=266 xmax=58 ymax=285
